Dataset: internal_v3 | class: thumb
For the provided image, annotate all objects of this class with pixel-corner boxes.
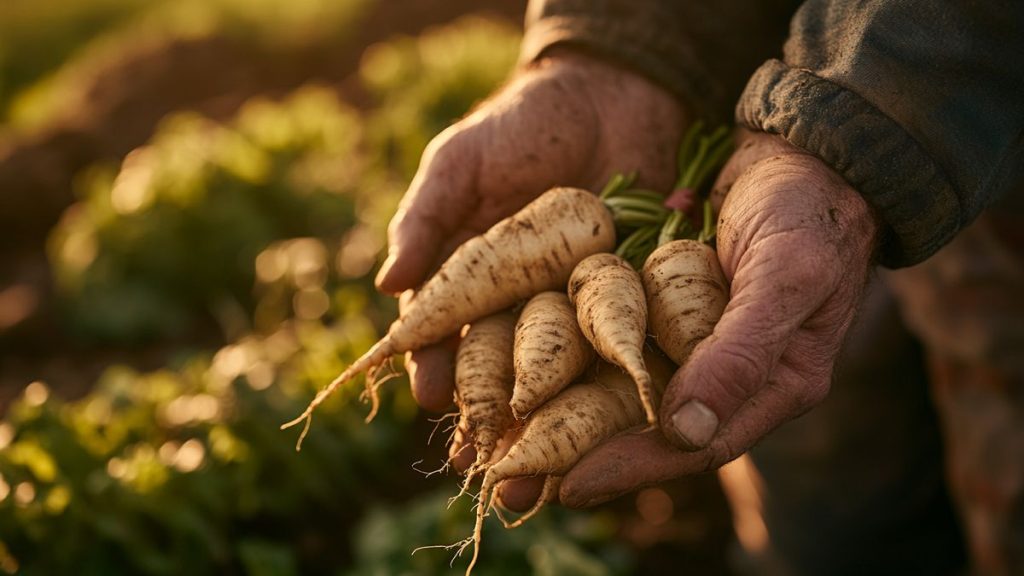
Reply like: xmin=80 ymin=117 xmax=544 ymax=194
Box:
xmin=659 ymin=236 xmax=838 ymax=450
xmin=375 ymin=128 xmax=477 ymax=294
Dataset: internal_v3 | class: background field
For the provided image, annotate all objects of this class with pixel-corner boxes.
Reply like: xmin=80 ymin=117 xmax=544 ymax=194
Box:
xmin=0 ymin=2 xmax=734 ymax=574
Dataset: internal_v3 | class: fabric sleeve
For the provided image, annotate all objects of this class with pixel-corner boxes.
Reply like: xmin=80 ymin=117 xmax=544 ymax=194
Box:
xmin=736 ymin=1 xmax=1024 ymax=267
xmin=520 ymin=0 xmax=802 ymax=124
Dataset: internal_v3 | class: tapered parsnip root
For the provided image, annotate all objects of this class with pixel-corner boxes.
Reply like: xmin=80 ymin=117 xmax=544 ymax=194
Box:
xmin=568 ymin=253 xmax=656 ymax=426
xmin=495 ymin=475 xmax=563 ymax=529
xmin=281 ymin=187 xmax=615 ymax=448
xmin=453 ymin=312 xmax=517 ymax=493
xmin=465 ymin=351 xmax=675 ymax=575
xmin=642 ymin=240 xmax=728 ymax=365
xmin=511 ymin=292 xmax=594 ymax=418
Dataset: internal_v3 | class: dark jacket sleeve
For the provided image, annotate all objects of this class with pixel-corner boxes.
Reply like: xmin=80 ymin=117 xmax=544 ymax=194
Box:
xmin=737 ymin=1 xmax=1024 ymax=267
xmin=520 ymin=0 xmax=802 ymax=124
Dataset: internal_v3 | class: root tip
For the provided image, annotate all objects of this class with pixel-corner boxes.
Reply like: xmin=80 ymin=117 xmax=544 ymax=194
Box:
xmin=644 ymin=408 xmax=659 ymax=428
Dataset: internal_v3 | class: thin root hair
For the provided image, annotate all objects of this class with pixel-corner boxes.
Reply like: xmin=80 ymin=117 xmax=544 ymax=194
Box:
xmin=411 ymin=536 xmax=474 ymax=567
xmin=447 ymin=466 xmax=485 ymax=509
xmin=428 ymin=412 xmax=459 ymax=446
xmin=411 ymin=458 xmax=451 ymax=478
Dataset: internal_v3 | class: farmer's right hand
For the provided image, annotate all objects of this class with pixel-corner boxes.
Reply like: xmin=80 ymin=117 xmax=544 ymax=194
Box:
xmin=376 ymin=49 xmax=687 ymax=413
xmin=551 ymin=131 xmax=880 ymax=509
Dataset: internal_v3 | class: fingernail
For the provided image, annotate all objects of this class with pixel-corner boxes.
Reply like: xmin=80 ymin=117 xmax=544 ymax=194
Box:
xmin=671 ymin=400 xmax=719 ymax=450
xmin=375 ymin=253 xmax=397 ymax=287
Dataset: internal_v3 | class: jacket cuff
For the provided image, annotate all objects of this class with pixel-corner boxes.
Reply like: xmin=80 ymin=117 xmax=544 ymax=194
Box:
xmin=519 ymin=3 xmax=721 ymax=122
xmin=737 ymin=59 xmax=963 ymax=268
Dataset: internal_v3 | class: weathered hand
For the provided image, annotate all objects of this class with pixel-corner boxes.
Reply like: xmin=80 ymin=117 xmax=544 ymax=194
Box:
xmin=376 ymin=51 xmax=686 ymax=413
xmin=543 ymin=131 xmax=881 ymax=508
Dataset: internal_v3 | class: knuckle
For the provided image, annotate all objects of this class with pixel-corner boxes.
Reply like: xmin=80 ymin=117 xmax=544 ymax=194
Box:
xmin=700 ymin=342 xmax=768 ymax=404
xmin=789 ymin=374 xmax=832 ymax=417
xmin=422 ymin=124 xmax=469 ymax=165
xmin=778 ymin=249 xmax=835 ymax=297
xmin=797 ymin=378 xmax=831 ymax=410
xmin=775 ymin=353 xmax=833 ymax=413
xmin=697 ymin=438 xmax=739 ymax=473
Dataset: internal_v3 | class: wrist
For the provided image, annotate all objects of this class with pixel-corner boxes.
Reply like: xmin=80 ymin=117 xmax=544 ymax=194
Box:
xmin=782 ymin=142 xmax=882 ymax=266
xmin=721 ymin=130 xmax=881 ymax=265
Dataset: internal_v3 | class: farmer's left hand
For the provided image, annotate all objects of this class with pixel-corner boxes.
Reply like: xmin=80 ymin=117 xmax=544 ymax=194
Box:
xmin=500 ymin=130 xmax=881 ymax=510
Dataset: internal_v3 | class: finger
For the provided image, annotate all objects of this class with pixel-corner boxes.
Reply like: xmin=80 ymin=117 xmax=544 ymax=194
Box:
xmin=560 ymin=427 xmax=681 ymax=508
xmin=659 ymin=231 xmax=837 ymax=450
xmin=449 ymin=423 xmax=476 ymax=474
xmin=563 ymin=359 xmax=826 ymax=508
xmin=406 ymin=341 xmax=457 ymax=413
xmin=709 ymin=130 xmax=806 ymax=212
xmin=496 ymin=476 xmax=548 ymax=512
xmin=375 ymin=129 xmax=477 ymax=294
xmin=430 ymin=228 xmax=482 ymax=277
xmin=399 ymin=289 xmax=460 ymax=412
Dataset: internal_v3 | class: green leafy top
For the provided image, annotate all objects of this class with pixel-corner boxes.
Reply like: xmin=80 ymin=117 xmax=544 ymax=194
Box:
xmin=602 ymin=122 xmax=733 ymax=269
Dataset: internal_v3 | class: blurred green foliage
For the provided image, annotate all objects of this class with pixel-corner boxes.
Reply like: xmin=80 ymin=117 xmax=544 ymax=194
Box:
xmin=0 ymin=0 xmax=371 ymax=127
xmin=348 ymin=489 xmax=633 ymax=576
xmin=1 ymin=12 xmax=638 ymax=576
xmin=0 ymin=0 xmax=152 ymax=121
xmin=0 ymin=311 xmax=409 ymax=575
xmin=360 ymin=18 xmax=521 ymax=178
xmin=48 ymin=88 xmax=381 ymax=341
xmin=44 ymin=16 xmax=520 ymax=344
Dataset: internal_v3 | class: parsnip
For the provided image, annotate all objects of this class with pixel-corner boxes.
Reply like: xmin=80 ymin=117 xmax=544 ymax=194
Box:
xmin=282 ymin=187 xmax=615 ymax=447
xmin=642 ymin=240 xmax=728 ymax=365
xmin=568 ymin=253 xmax=656 ymax=426
xmin=511 ymin=292 xmax=594 ymax=418
xmin=454 ymin=312 xmax=517 ymax=484
xmin=465 ymin=351 xmax=675 ymax=575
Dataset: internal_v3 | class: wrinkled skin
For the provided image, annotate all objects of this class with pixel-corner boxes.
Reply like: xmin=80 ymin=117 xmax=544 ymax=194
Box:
xmin=376 ymin=51 xmax=685 ymax=414
xmin=377 ymin=50 xmax=880 ymax=510
xmin=558 ymin=131 xmax=879 ymax=507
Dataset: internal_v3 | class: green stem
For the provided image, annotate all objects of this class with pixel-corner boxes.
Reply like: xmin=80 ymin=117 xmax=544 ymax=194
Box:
xmin=678 ymin=135 xmax=711 ymax=189
xmin=615 ymin=226 xmax=646 ymax=259
xmin=623 ymin=226 xmax=660 ymax=269
xmin=599 ymin=171 xmax=636 ymax=200
xmin=617 ymin=189 xmax=668 ymax=204
xmin=691 ymin=132 xmax=733 ymax=189
xmin=676 ymin=120 xmax=704 ymax=179
xmin=604 ymin=195 xmax=667 ymax=215
xmin=612 ymin=209 xmax=665 ymax=227
xmin=657 ymin=210 xmax=685 ymax=246
xmin=605 ymin=123 xmax=731 ymax=263
xmin=697 ymin=200 xmax=715 ymax=244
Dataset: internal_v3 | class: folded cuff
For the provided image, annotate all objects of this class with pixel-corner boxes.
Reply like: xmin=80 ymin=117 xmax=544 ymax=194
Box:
xmin=737 ymin=59 xmax=963 ymax=267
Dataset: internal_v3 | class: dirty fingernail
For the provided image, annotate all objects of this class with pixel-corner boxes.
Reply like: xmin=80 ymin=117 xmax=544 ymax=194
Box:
xmin=671 ymin=400 xmax=718 ymax=450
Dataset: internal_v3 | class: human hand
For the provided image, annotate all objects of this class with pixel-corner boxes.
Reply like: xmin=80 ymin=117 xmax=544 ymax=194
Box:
xmin=498 ymin=130 xmax=881 ymax=510
xmin=376 ymin=50 xmax=687 ymax=413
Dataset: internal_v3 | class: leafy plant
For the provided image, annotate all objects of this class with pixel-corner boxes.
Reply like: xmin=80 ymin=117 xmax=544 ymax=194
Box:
xmin=360 ymin=17 xmax=520 ymax=178
xmin=347 ymin=489 xmax=634 ymax=576
xmin=45 ymin=17 xmax=522 ymax=344
xmin=0 ymin=301 xmax=422 ymax=575
xmin=0 ymin=16 xmax=621 ymax=576
xmin=47 ymin=87 xmax=378 ymax=342
xmin=1 ymin=0 xmax=372 ymax=127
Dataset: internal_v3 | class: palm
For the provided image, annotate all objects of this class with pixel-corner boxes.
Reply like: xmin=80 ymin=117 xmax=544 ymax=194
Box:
xmin=552 ymin=133 xmax=881 ymax=509
xmin=376 ymin=53 xmax=685 ymax=294
xmin=374 ymin=52 xmax=686 ymax=415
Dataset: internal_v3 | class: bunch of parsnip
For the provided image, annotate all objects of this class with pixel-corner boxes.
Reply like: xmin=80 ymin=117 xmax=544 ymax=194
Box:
xmin=282 ymin=124 xmax=732 ymax=574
